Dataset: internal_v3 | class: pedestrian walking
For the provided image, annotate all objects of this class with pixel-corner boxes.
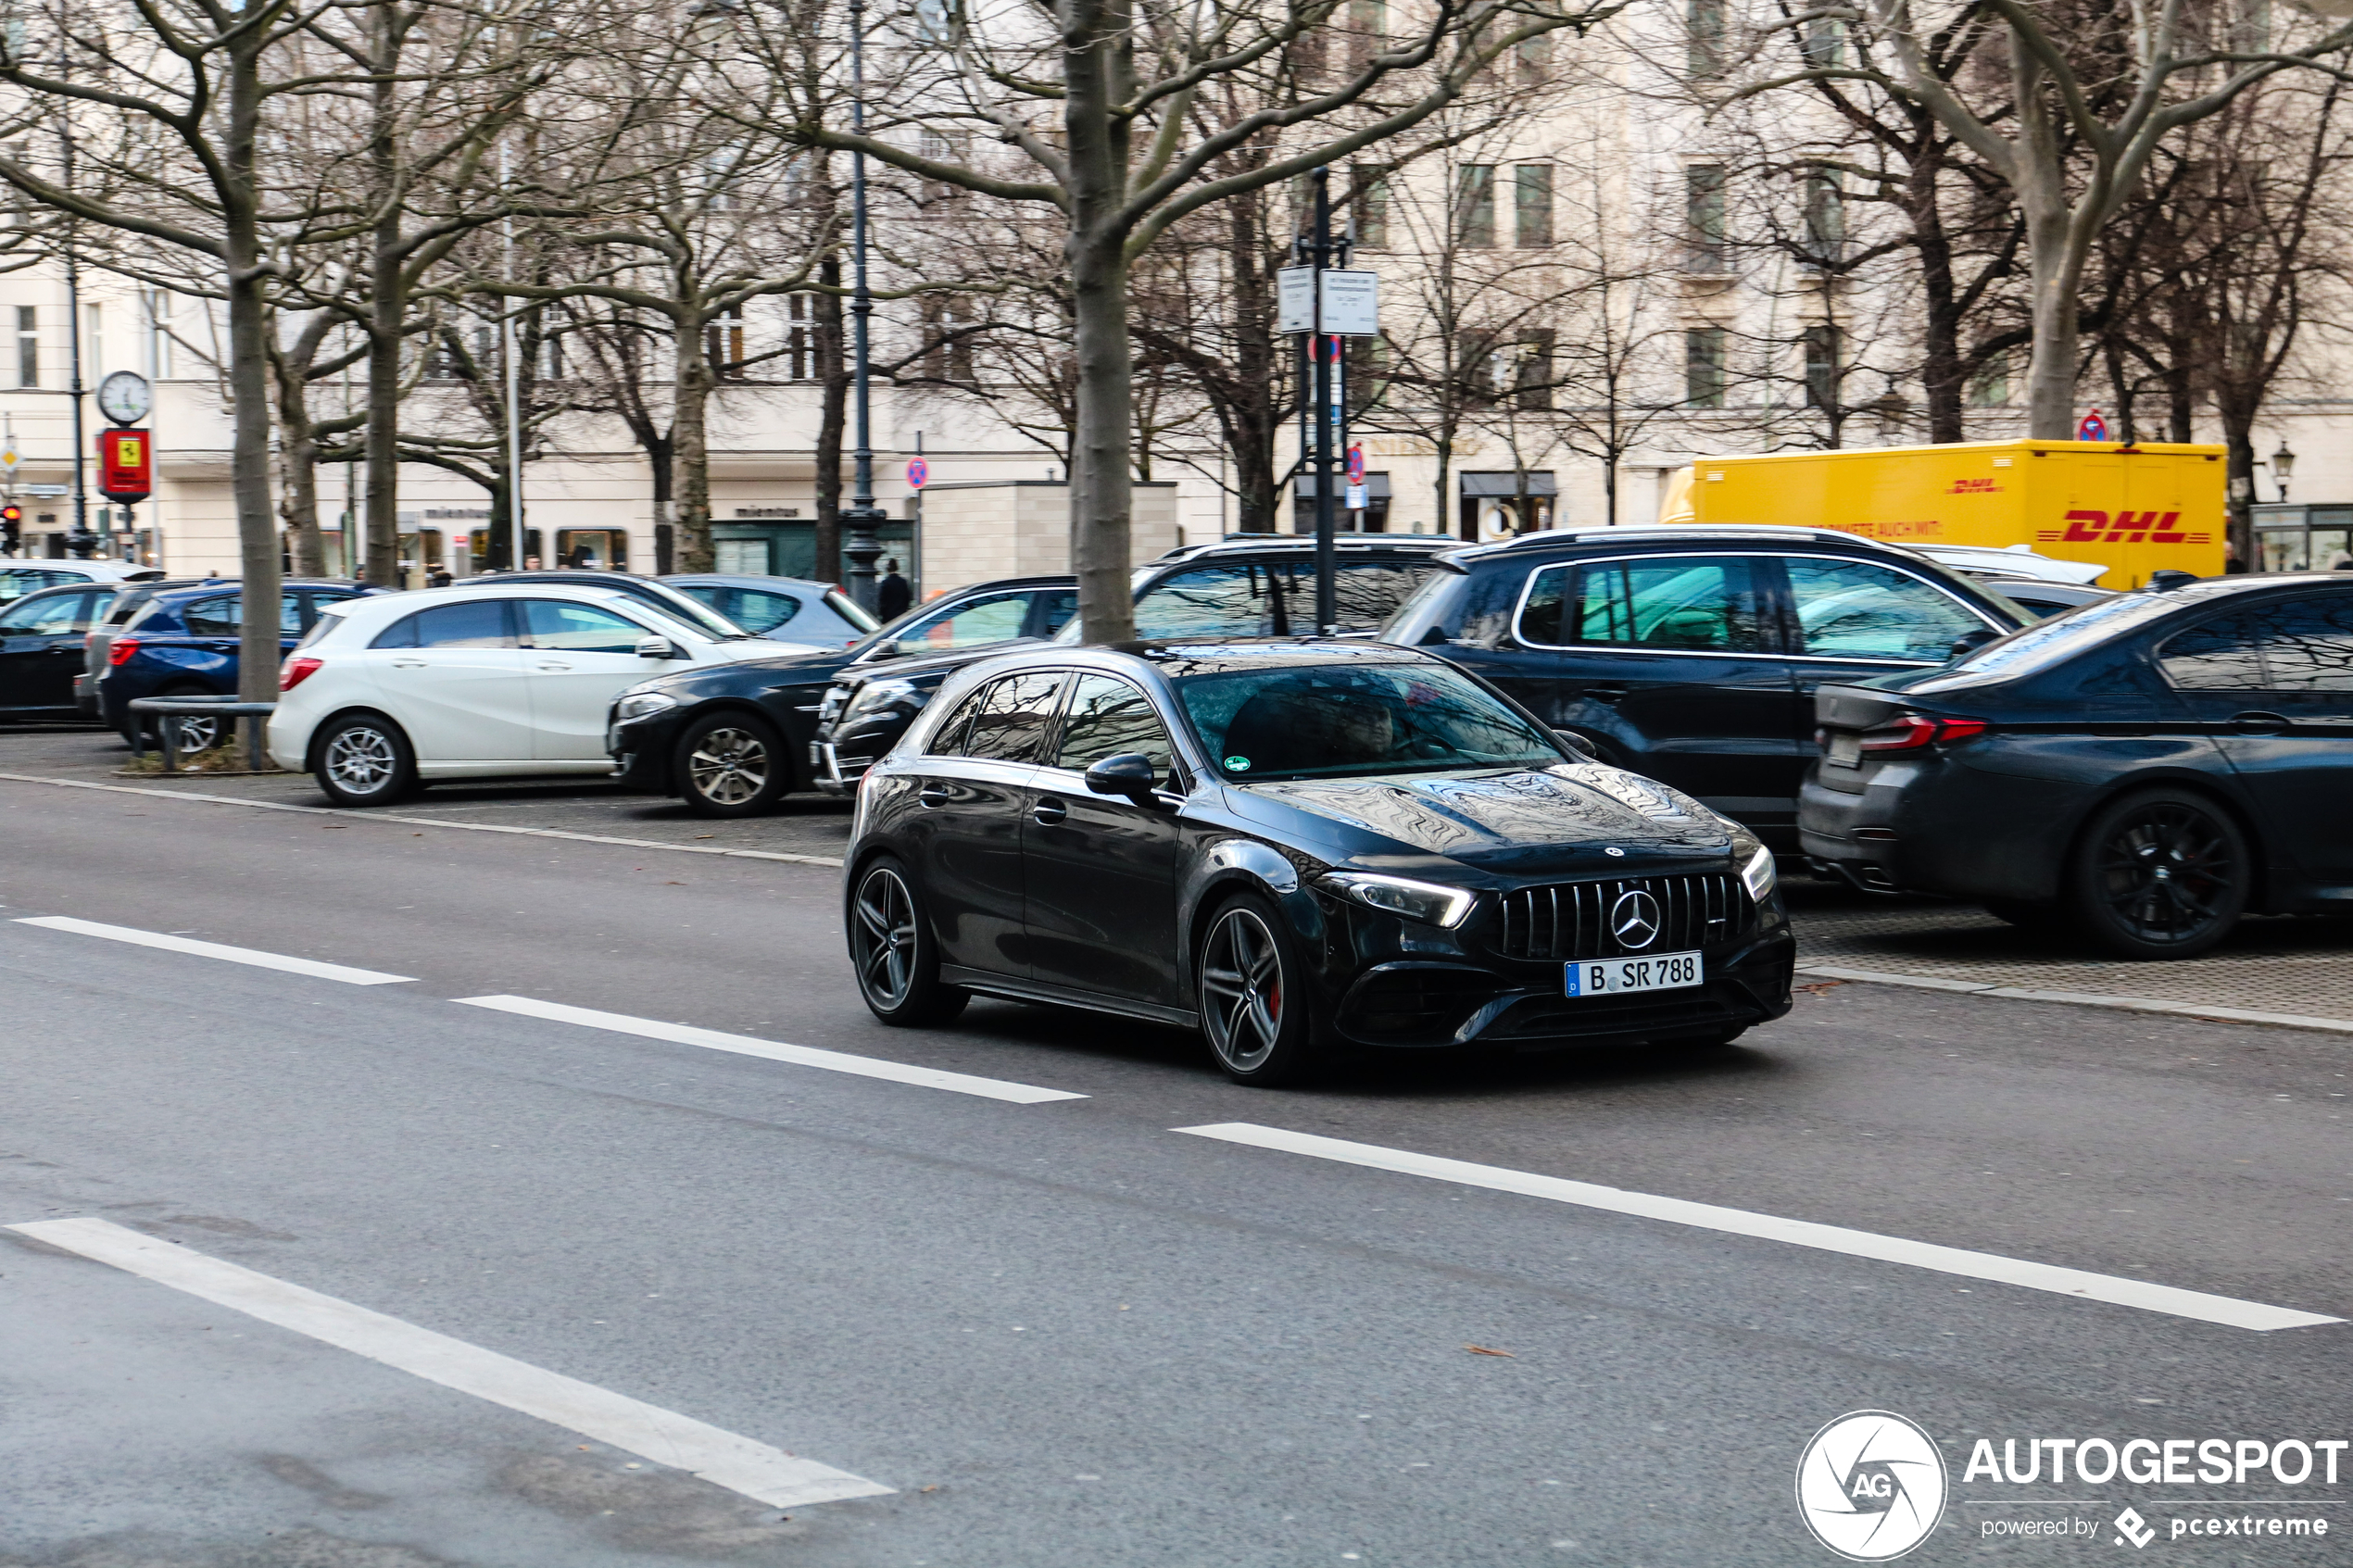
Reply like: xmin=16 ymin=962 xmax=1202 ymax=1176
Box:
xmin=877 ymin=558 xmax=912 ymax=621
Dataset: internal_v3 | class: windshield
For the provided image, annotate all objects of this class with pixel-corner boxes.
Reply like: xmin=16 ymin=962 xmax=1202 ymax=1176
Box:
xmin=1933 ymin=590 xmax=2185 ymax=679
xmin=1174 ymin=661 xmax=1561 ymax=782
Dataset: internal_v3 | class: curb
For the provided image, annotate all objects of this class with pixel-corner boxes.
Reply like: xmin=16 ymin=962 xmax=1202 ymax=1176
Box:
xmin=0 ymin=771 xmax=848 ymax=870
xmin=1796 ymin=962 xmax=2353 ymax=1036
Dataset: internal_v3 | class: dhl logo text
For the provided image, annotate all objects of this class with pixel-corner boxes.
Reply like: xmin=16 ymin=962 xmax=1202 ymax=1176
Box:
xmin=2042 ymin=509 xmax=2208 ymax=545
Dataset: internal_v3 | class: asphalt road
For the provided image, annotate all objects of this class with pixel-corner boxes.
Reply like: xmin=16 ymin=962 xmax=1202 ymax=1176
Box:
xmin=3 ymin=776 xmax=2348 ymax=1568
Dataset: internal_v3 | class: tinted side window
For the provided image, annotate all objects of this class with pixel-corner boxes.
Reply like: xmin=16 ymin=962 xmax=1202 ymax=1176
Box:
xmin=375 ymin=600 xmax=517 ymax=650
xmin=2160 ymin=594 xmax=2353 ymax=692
xmin=1785 ymin=558 xmax=1983 ymax=661
xmin=0 ymin=570 xmax=66 ymax=601
xmin=0 ymin=590 xmax=96 ymax=633
xmin=1132 ymin=563 xmax=1298 ymax=639
xmin=1523 ymin=556 xmax=1768 ymax=652
xmin=711 ymin=586 xmax=801 ymax=633
xmin=1029 ymin=590 xmax=1080 ymax=637
xmin=182 ymin=593 xmax=304 ymax=637
xmin=2158 ymin=608 xmax=2270 ymax=689
xmin=1054 ymin=673 xmax=1175 ymax=781
xmin=902 ymin=592 xmax=1033 ymax=651
xmin=2258 ymin=594 xmax=2353 ymax=692
xmin=958 ymin=672 xmax=1066 ymax=763
xmin=926 ymin=685 xmax=989 ymax=756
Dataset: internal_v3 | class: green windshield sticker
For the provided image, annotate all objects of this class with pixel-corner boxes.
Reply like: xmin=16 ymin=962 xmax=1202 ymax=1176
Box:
xmin=1224 ymin=756 xmax=1251 ymax=771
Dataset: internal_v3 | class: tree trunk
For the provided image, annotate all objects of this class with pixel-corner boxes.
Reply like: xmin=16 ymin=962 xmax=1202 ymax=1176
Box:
xmin=280 ymin=428 xmax=326 ymax=576
xmin=363 ymin=6 xmax=406 ymax=586
xmin=672 ymin=304 xmax=716 ymax=573
xmin=1907 ymin=143 xmax=1969 ymax=443
xmin=2020 ymin=196 xmax=2082 ymax=440
xmin=813 ymin=257 xmax=847 ymax=583
xmin=1061 ymin=0 xmax=1137 ymax=644
xmin=223 ymin=39 xmax=281 ymax=711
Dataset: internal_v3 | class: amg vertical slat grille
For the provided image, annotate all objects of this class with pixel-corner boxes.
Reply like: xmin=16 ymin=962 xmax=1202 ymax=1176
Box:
xmin=1494 ymin=873 xmax=1751 ymax=960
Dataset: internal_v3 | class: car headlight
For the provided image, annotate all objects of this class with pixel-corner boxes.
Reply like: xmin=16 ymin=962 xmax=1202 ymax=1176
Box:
xmin=612 ymin=690 xmax=677 ymax=721
xmin=1318 ymin=872 xmax=1476 ymax=929
xmin=841 ymin=678 xmax=922 ymax=724
xmin=1740 ymin=844 xmax=1779 ymax=902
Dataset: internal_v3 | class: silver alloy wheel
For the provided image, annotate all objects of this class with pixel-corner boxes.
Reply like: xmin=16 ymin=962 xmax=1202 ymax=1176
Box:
xmin=686 ymin=726 xmax=769 ymax=806
xmin=852 ymin=865 xmax=920 ymax=1009
xmin=174 ymin=714 xmax=222 ymax=753
xmin=1201 ymin=906 xmax=1285 ymax=1073
xmin=323 ymin=724 xmax=397 ymax=797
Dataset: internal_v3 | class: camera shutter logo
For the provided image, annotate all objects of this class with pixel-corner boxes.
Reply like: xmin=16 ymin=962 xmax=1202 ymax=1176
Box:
xmin=1609 ymin=889 xmax=1662 ymax=950
xmin=1795 ymin=1411 xmax=1948 ymax=1562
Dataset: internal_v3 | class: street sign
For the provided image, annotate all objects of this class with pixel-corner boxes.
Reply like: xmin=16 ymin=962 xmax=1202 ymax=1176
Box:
xmin=906 ymin=457 xmax=929 ymax=490
xmin=20 ymin=483 xmax=67 ymax=497
xmin=1345 ymin=483 xmax=1367 ymax=510
xmin=98 ymin=428 xmax=151 ymax=503
xmin=1346 ymin=444 xmax=1365 ymax=485
xmin=1277 ymin=268 xmax=1381 ymax=335
xmin=2076 ymin=408 xmax=2108 ymax=442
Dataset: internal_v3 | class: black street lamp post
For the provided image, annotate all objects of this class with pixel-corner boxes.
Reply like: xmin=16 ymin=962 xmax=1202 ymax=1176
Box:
xmin=840 ymin=0 xmax=885 ymax=611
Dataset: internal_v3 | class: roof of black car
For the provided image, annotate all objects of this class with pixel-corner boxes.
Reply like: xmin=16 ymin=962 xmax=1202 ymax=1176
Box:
xmin=1149 ymin=533 xmax=1454 ymax=565
xmin=1445 ymin=521 xmax=1922 ymax=564
xmin=1107 ymin=638 xmax=1437 ymax=675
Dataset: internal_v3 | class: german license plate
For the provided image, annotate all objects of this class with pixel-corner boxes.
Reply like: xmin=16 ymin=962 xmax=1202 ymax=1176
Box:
xmin=1825 ymin=731 xmax=1862 ymax=769
xmin=1566 ymin=951 xmax=1703 ymax=997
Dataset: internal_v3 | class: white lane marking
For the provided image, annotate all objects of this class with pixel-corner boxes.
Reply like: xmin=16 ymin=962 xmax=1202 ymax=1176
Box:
xmin=7 ymin=1218 xmax=890 ymax=1510
xmin=0 ymin=773 xmax=844 ymax=867
xmin=1174 ymin=1123 xmax=2341 ymax=1333
xmin=456 ymin=994 xmax=1086 ymax=1105
xmin=14 ymin=915 xmax=415 ymax=985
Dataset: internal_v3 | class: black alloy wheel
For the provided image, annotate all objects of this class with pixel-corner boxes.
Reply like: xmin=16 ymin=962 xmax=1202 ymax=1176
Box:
xmin=677 ymin=712 xmax=789 ymax=818
xmin=1197 ymin=894 xmax=1319 ymax=1086
xmin=848 ymin=857 xmax=968 ymax=1026
xmin=313 ymin=713 xmax=418 ymax=807
xmin=2065 ymin=789 xmax=2250 ymax=960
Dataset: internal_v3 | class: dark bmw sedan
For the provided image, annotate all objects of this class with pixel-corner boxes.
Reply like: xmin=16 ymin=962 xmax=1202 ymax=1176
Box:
xmin=1802 ymin=573 xmax=2353 ymax=958
xmin=844 ymin=642 xmax=1793 ymax=1084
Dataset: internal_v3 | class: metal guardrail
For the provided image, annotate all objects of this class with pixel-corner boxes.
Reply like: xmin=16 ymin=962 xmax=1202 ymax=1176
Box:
xmin=127 ymin=696 xmax=276 ymax=773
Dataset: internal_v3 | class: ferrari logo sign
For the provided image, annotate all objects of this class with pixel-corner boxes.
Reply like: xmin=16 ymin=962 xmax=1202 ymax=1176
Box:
xmin=98 ymin=428 xmax=152 ymax=502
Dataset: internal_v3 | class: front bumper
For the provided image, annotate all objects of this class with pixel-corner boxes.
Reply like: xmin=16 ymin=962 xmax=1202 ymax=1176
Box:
xmin=811 ymin=740 xmax=873 ymax=796
xmin=607 ymin=709 xmax=689 ymax=790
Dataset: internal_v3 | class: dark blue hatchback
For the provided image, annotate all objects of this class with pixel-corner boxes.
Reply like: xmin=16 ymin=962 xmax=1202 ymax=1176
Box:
xmin=100 ymin=579 xmax=380 ymax=746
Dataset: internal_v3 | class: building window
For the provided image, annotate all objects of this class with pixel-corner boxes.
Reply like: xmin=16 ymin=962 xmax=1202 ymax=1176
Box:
xmin=1688 ymin=0 xmax=1726 ymax=76
xmin=917 ymin=129 xmax=971 ymax=207
xmin=1458 ymin=331 xmax=1504 ymax=404
xmin=1346 ymin=333 xmax=1388 ymax=412
xmin=15 ymin=306 xmax=35 ymax=388
xmin=1513 ymin=329 xmax=1556 ymax=411
xmin=1969 ymin=351 xmax=2011 ymax=407
xmin=1455 ymin=164 xmax=1496 ymax=248
xmin=1342 ymin=0 xmax=1386 ymax=69
xmin=1685 ymin=326 xmax=1728 ymax=408
xmin=141 ymin=290 xmax=171 ymax=380
xmin=82 ymin=302 xmax=102 ymax=379
xmin=1802 ymin=174 xmax=1843 ymax=268
xmin=784 ymin=294 xmax=817 ymax=382
xmin=1802 ymin=14 xmax=1843 ymax=64
xmin=536 ymin=324 xmax=562 ymax=383
xmin=1803 ymin=324 xmax=1840 ymax=408
xmin=1515 ymin=164 xmax=1554 ymax=248
xmin=1350 ymin=164 xmax=1390 ymax=250
xmin=1515 ymin=30 xmax=1554 ymax=81
xmin=705 ymin=305 xmax=746 ymax=381
xmin=1685 ymin=164 xmax=1728 ymax=272
xmin=921 ymin=295 xmax=975 ymax=382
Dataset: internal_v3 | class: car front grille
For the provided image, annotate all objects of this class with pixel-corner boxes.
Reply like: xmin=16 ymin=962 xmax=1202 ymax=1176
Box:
xmin=1494 ymin=873 xmax=1751 ymax=961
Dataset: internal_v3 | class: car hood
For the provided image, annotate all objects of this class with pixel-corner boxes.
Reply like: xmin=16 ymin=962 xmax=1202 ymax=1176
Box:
xmin=1230 ymin=764 xmax=1738 ymax=875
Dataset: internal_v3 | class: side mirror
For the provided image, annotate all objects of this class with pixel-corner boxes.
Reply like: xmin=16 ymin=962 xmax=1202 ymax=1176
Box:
xmin=1946 ymin=628 xmax=1999 ymax=661
xmin=862 ymin=638 xmax=900 ymax=662
xmin=1084 ymin=751 xmax=1161 ymax=802
xmin=1552 ymin=727 xmax=1598 ymax=759
xmin=635 ymin=635 xmax=685 ymax=659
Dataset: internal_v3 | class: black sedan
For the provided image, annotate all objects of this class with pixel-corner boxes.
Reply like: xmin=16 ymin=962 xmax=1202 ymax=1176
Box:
xmin=1801 ymin=572 xmax=2353 ymax=958
xmin=607 ymin=575 xmax=1076 ymax=815
xmin=0 ymin=583 xmax=114 ymax=721
xmin=844 ymin=641 xmax=1793 ymax=1084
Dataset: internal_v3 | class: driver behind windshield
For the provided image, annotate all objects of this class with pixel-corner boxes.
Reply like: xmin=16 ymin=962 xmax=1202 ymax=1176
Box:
xmin=1176 ymin=664 xmax=1562 ymax=781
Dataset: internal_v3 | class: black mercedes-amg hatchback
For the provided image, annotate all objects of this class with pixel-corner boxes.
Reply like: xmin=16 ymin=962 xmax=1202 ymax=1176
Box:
xmin=843 ymin=641 xmax=1793 ymax=1085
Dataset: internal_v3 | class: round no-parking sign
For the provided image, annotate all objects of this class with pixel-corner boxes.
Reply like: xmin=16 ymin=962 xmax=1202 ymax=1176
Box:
xmin=906 ymin=458 xmax=929 ymax=489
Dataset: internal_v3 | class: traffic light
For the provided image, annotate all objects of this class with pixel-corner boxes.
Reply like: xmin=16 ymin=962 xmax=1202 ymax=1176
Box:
xmin=1 ymin=504 xmax=20 ymax=554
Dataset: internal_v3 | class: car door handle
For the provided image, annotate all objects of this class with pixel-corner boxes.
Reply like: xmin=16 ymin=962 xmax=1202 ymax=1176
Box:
xmin=2232 ymin=710 xmax=2289 ymax=734
xmin=1032 ymin=798 xmax=1068 ymax=825
xmin=918 ymin=784 xmax=952 ymax=809
xmin=536 ymin=660 xmax=573 ymax=672
xmin=1584 ymin=685 xmax=1629 ymax=704
xmin=389 ymin=658 xmax=427 ymax=669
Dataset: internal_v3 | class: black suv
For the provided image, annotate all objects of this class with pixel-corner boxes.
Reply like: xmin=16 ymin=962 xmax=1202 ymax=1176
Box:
xmin=811 ymin=533 xmax=1456 ymax=794
xmin=1378 ymin=524 xmax=2033 ymax=846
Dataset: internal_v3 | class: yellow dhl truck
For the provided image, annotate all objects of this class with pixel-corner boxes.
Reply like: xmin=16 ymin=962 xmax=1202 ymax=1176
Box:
xmin=1656 ymin=439 xmax=2227 ymax=588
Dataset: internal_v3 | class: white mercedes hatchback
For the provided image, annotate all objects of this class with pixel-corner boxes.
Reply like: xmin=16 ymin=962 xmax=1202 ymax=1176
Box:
xmin=269 ymin=583 xmax=787 ymax=805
